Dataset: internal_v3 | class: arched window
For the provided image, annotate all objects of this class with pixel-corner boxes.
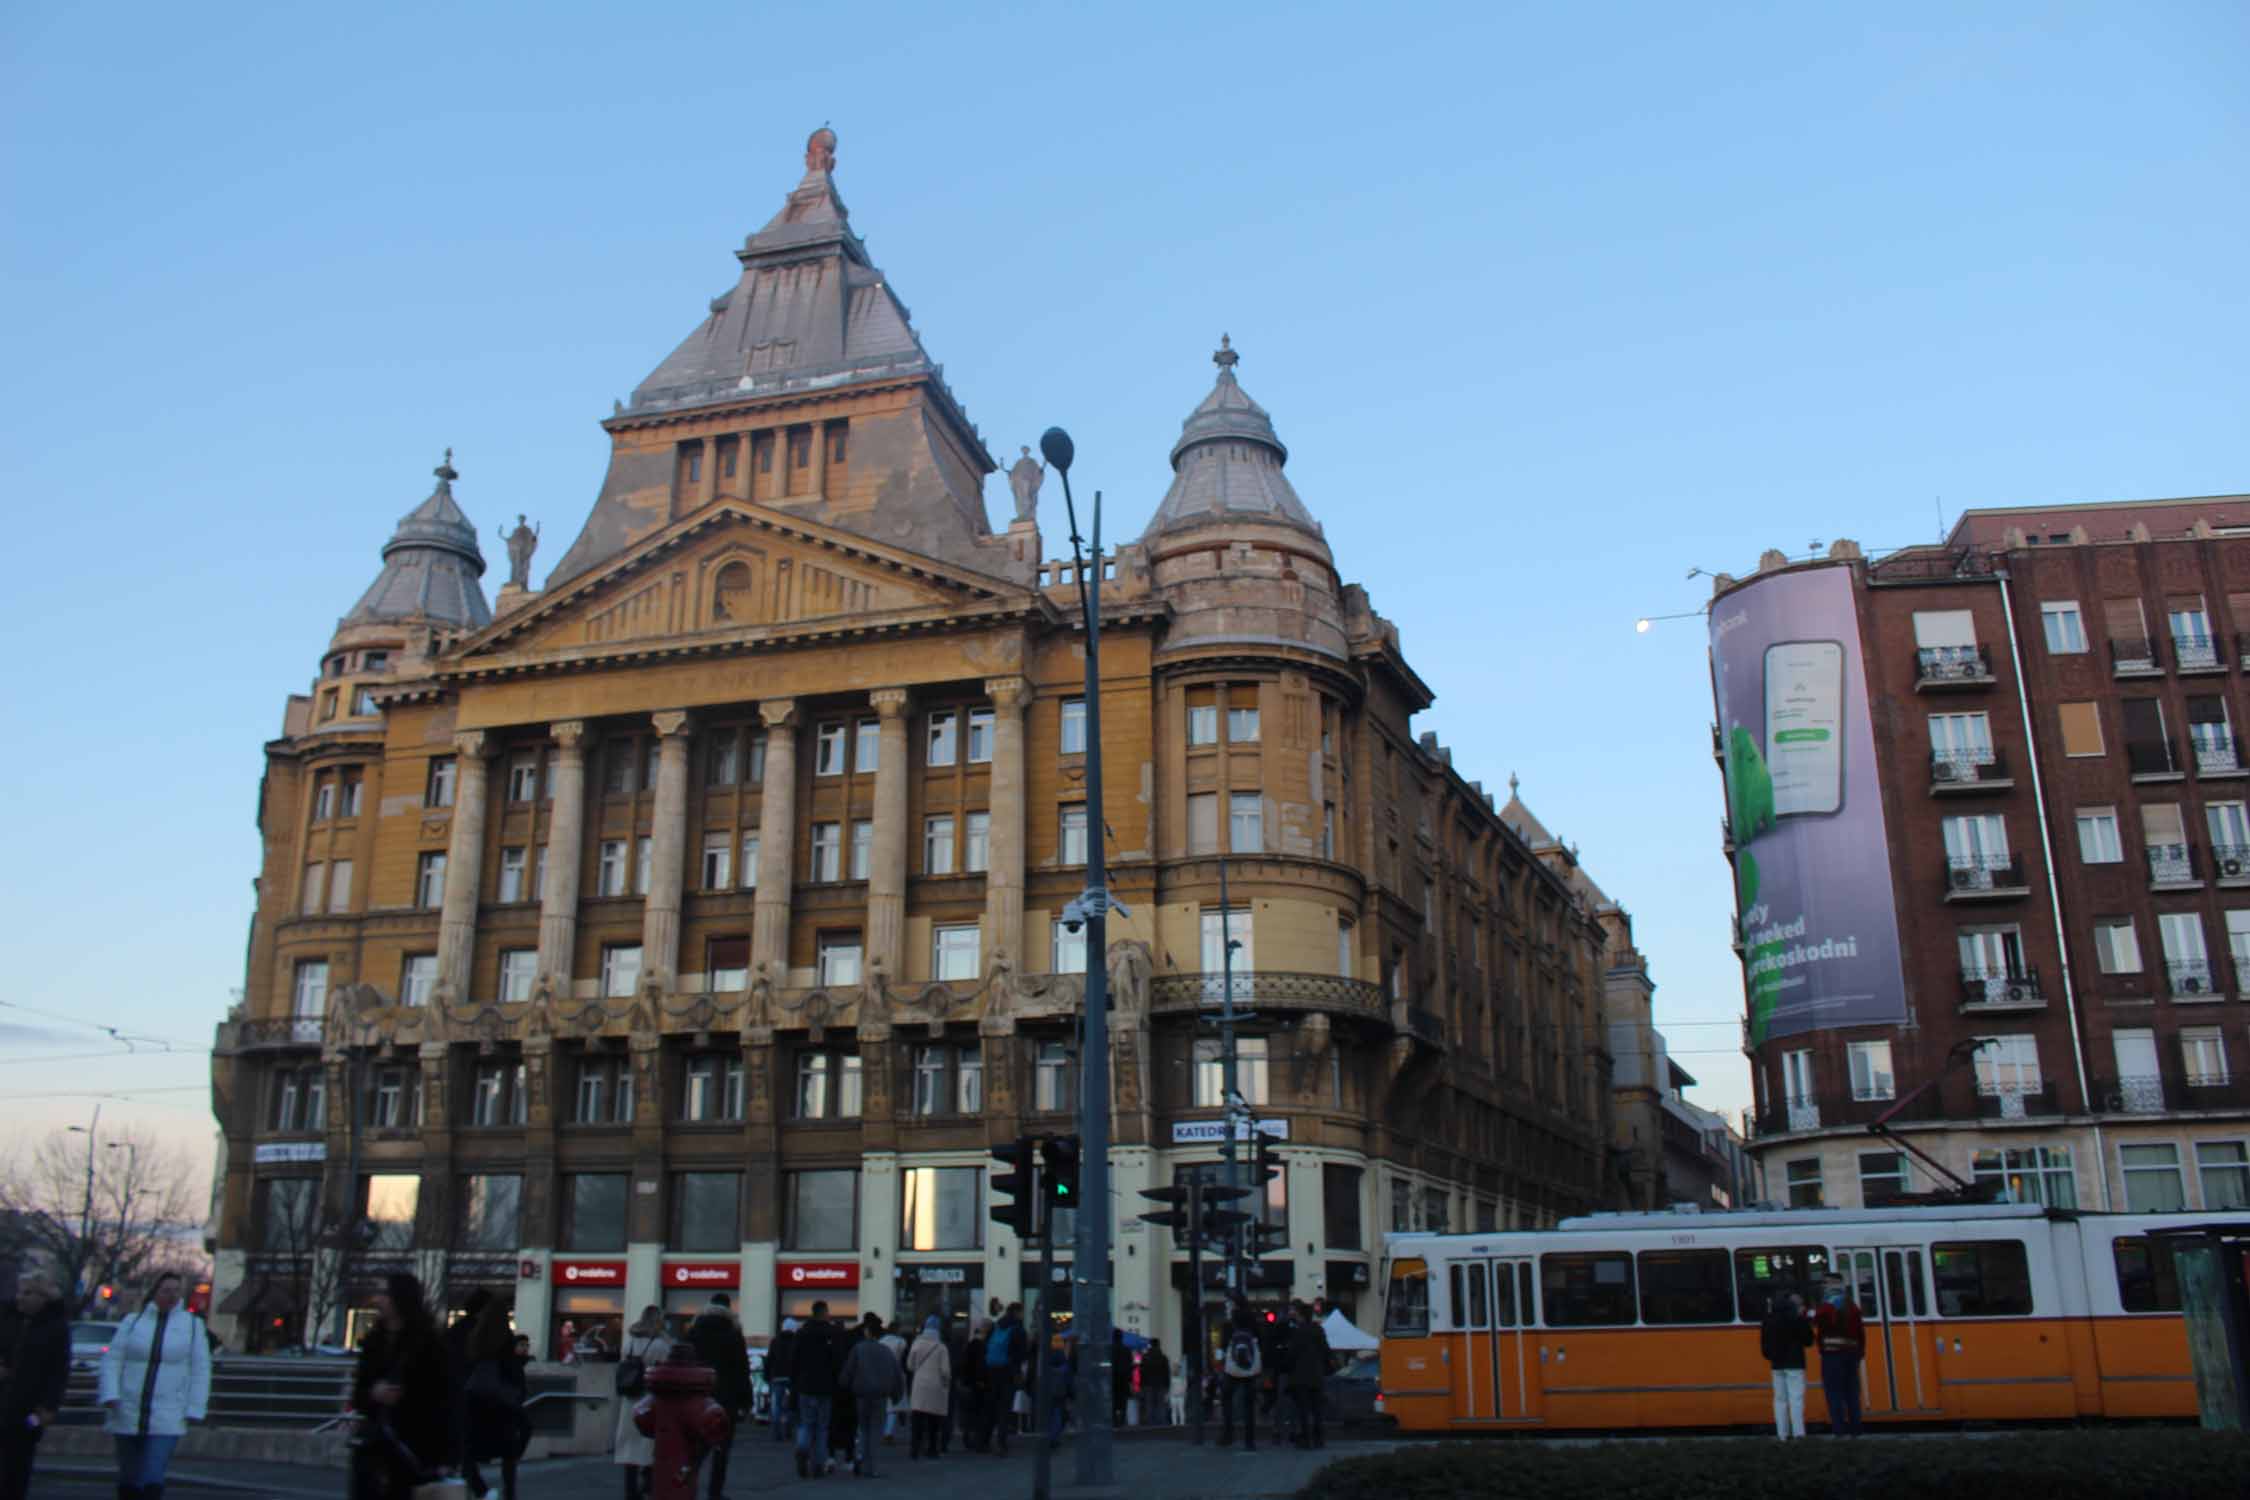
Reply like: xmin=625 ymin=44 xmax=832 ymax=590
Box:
xmin=712 ymin=561 xmax=755 ymax=623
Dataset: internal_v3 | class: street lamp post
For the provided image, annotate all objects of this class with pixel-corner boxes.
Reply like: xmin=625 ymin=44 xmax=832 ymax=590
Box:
xmin=68 ymin=1105 xmax=101 ymax=1311
xmin=1042 ymin=426 xmax=1117 ymax=1488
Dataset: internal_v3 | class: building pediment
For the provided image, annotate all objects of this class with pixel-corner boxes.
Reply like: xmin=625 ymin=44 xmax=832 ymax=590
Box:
xmin=441 ymin=500 xmax=1044 ymax=675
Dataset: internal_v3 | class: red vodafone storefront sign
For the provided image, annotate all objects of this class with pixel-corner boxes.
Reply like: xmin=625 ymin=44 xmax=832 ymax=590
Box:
xmin=664 ymin=1261 xmax=741 ymax=1289
xmin=776 ymin=1261 xmax=859 ymax=1289
xmin=550 ymin=1260 xmax=626 ymax=1287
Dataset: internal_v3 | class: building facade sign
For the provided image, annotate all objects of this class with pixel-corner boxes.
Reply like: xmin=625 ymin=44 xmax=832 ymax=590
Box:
xmin=663 ymin=1261 xmax=740 ymax=1289
xmin=550 ymin=1259 xmax=627 ymax=1286
xmin=253 ymin=1142 xmax=326 ymax=1164
xmin=1710 ymin=562 xmax=1909 ymax=1042
xmin=1170 ymin=1118 xmax=1290 ymax=1144
xmin=776 ymin=1260 xmax=859 ymax=1289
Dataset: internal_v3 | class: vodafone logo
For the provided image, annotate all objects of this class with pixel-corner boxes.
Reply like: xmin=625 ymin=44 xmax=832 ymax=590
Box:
xmin=549 ymin=1260 xmax=625 ymax=1287
xmin=665 ymin=1262 xmax=740 ymax=1289
xmin=565 ymin=1266 xmax=580 ymax=1282
xmin=778 ymin=1261 xmax=858 ymax=1289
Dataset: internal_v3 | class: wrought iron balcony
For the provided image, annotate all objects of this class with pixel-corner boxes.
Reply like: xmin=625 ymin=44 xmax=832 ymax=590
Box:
xmin=2148 ymin=841 xmax=2201 ymax=889
xmin=2173 ymin=632 xmax=2222 ymax=673
xmin=226 ymin=1017 xmax=326 ymax=1051
xmin=1974 ymin=1081 xmax=2058 ymax=1120
xmin=1147 ymin=970 xmax=1389 ymax=1020
xmin=1930 ymin=747 xmax=2011 ymax=793
xmin=2127 ymin=738 xmax=2183 ymax=780
xmin=1960 ymin=965 xmax=2043 ymax=1010
xmin=1915 ymin=645 xmax=1993 ymax=689
xmin=2166 ymin=958 xmax=2219 ymax=999
xmin=2111 ymin=637 xmax=2163 ymax=676
xmin=1943 ymin=854 xmax=2028 ymax=900
xmin=2096 ymin=1074 xmax=2167 ymax=1114
xmin=2193 ymin=733 xmax=2245 ymax=776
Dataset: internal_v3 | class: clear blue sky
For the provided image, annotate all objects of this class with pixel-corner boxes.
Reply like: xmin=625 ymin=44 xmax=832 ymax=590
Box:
xmin=5 ymin=3 xmax=2244 ymax=1185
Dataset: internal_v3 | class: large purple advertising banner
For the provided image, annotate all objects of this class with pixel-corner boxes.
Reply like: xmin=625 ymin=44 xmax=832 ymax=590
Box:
xmin=1710 ymin=563 xmax=1908 ymax=1044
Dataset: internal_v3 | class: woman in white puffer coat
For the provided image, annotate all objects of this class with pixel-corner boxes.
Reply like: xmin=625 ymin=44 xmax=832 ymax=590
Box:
xmin=97 ymin=1271 xmax=212 ymax=1499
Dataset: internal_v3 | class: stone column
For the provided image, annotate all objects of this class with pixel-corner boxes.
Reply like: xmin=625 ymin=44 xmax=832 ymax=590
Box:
xmin=537 ymin=721 xmax=588 ymax=982
xmin=436 ymin=730 xmax=493 ymax=1004
xmin=866 ymin=688 xmax=911 ymax=980
xmin=641 ymin=709 xmax=694 ymax=987
xmin=751 ymin=699 xmax=799 ymax=977
xmin=983 ymin=677 xmax=1031 ymax=966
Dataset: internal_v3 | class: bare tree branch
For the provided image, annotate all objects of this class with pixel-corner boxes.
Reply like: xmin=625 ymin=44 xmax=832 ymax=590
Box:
xmin=0 ymin=1127 xmax=206 ymax=1315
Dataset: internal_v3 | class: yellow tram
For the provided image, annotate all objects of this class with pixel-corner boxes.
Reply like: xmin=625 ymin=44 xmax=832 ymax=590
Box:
xmin=1377 ymin=1203 xmax=2237 ymax=1431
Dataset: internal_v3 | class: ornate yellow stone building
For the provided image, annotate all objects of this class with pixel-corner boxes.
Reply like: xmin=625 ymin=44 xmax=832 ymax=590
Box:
xmin=208 ymin=130 xmax=1619 ymax=1355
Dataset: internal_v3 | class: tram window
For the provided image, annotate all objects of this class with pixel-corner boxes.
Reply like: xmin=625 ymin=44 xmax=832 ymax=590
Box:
xmin=1541 ymin=1251 xmax=1637 ymax=1327
xmin=1383 ymin=1258 xmax=1430 ymax=1336
xmin=2113 ymin=1236 xmax=2182 ymax=1313
xmin=1734 ymin=1245 xmax=1831 ymax=1322
xmin=1930 ymin=1240 xmax=2035 ymax=1317
xmin=1637 ymin=1249 xmax=1735 ymax=1324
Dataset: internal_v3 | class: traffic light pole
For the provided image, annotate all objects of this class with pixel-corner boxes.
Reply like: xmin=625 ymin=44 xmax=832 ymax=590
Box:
xmin=1046 ymin=428 xmax=1115 ymax=1489
xmin=1030 ymin=1192 xmax=1054 ymax=1500
xmin=1184 ymin=1178 xmax=1204 ymax=1447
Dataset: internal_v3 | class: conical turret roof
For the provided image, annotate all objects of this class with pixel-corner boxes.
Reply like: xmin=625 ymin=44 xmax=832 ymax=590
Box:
xmin=342 ymin=452 xmax=492 ymax=631
xmin=1142 ymin=337 xmax=1323 ymax=542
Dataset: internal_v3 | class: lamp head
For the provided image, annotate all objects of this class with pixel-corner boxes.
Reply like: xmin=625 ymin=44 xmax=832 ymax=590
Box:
xmin=1039 ymin=427 xmax=1075 ymax=475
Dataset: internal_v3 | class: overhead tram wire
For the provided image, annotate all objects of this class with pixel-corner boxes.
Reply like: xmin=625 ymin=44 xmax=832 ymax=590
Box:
xmin=0 ymin=998 xmax=196 ymax=1052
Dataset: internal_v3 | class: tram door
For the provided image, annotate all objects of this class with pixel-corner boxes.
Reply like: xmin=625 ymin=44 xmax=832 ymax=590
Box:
xmin=1832 ymin=1247 xmax=1939 ymax=1418
xmin=1451 ymin=1258 xmax=1540 ymax=1424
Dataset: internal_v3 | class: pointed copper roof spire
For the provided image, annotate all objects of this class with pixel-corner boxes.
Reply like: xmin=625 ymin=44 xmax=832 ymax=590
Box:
xmin=341 ymin=452 xmax=491 ymax=631
xmin=1141 ymin=334 xmax=1323 ymax=542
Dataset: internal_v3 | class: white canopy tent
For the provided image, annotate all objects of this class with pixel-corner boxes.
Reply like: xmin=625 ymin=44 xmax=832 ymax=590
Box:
xmin=1322 ymin=1309 xmax=1378 ymax=1351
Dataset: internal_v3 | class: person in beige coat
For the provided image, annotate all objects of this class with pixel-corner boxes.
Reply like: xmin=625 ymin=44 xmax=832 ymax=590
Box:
xmin=611 ymin=1307 xmax=669 ymax=1499
xmin=903 ymin=1316 xmax=952 ymax=1460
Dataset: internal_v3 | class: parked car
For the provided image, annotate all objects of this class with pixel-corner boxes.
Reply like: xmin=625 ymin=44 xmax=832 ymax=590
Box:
xmin=1324 ymin=1350 xmax=1386 ymax=1426
xmin=69 ymin=1321 xmax=120 ymax=1374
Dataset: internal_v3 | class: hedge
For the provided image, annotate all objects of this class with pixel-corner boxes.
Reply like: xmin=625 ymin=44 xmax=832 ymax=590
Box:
xmin=1298 ymin=1430 xmax=2250 ymax=1500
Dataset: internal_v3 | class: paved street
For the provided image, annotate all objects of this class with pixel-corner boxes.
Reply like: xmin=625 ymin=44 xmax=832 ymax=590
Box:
xmin=40 ymin=1430 xmax=1398 ymax=1499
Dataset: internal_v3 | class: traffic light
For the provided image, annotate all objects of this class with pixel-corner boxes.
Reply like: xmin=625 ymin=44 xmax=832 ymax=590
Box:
xmin=1198 ymin=1180 xmax=1253 ymax=1248
xmin=1250 ymin=1127 xmax=1281 ymax=1190
xmin=1248 ymin=1220 xmax=1290 ymax=1257
xmin=1040 ymin=1135 xmax=1082 ymax=1211
xmin=990 ymin=1135 xmax=1040 ymax=1238
xmin=1135 ymin=1182 xmax=1194 ymax=1232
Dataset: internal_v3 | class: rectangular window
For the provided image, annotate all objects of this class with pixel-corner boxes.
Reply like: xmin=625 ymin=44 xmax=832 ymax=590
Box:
xmin=2041 ymin=601 xmax=2088 ymax=653
xmin=1847 ymin=1040 xmax=1894 ymax=1101
xmin=1858 ymin=1151 xmax=1913 ymax=1206
xmin=2120 ymin=1143 xmax=2186 ymax=1212
xmin=1193 ymin=1035 xmax=1270 ymax=1107
xmin=498 ymin=949 xmax=537 ymax=1004
xmin=963 ymin=811 xmax=990 ymax=873
xmin=292 ymin=959 xmax=329 ymax=1018
xmin=1734 ymin=1246 xmax=1831 ymax=1321
xmin=1971 ymin=1145 xmax=2078 ymax=1208
xmin=301 ymin=862 xmax=327 ymax=916
xmin=1200 ymin=907 xmax=1254 ymax=999
xmin=562 ymin=1173 xmax=628 ymax=1251
xmin=1323 ymin=1163 xmax=1363 ymax=1251
xmin=708 ymin=733 xmax=740 ymax=788
xmin=602 ymin=743 xmax=634 ymax=797
xmin=1383 ymin=1258 xmax=1430 ymax=1337
xmin=634 ymin=836 xmax=653 ymax=896
xmin=2059 ymin=701 xmax=2105 ymax=757
xmin=1780 ymin=1049 xmax=1814 ymax=1103
xmin=2114 ymin=1236 xmax=2182 ymax=1313
xmin=957 ymin=1045 xmax=982 ymax=1113
xmin=850 ymin=819 xmax=874 ymax=881
xmin=1059 ymin=804 xmax=1088 ymax=865
xmin=854 ymin=718 xmax=880 ymax=773
xmin=1337 ymin=919 xmax=1354 ymax=978
xmin=2182 ymin=1026 xmax=2229 ymax=1085
xmin=507 ymin=755 xmax=539 ymax=802
xmin=313 ymin=780 xmax=336 ymax=822
xmin=496 ymin=847 xmax=527 ymax=903
xmin=601 ymin=944 xmax=642 ymax=999
xmin=1059 ymin=698 xmax=1086 ymax=755
xmin=701 ymin=834 xmax=731 ymax=890
xmin=784 ymin=1169 xmax=859 ymax=1250
xmin=399 ymin=954 xmax=436 ymax=1009
xmin=426 ymin=757 xmax=457 ymax=808
xmin=1187 ymin=792 xmax=1218 ymax=855
xmin=258 ymin=1178 xmax=320 ymax=1252
xmin=900 ymin=1166 xmax=983 ymax=1251
xmin=2196 ymin=1141 xmax=2250 ymax=1210
xmin=1229 ymin=792 xmax=1264 ymax=854
xmin=817 ymin=932 xmax=861 ymax=987
xmin=811 ymin=822 xmax=842 ymax=882
xmin=738 ymin=832 xmax=759 ymax=890
xmin=534 ymin=846 xmax=547 ymax=900
xmin=1187 ymin=703 xmax=1218 ymax=747
xmin=1930 ymin=1241 xmax=2035 ymax=1317
xmin=1033 ymin=1040 xmax=1076 ymax=1113
xmin=2095 ymin=918 xmax=2143 ymax=974
xmin=1974 ymin=1034 xmax=2042 ymax=1094
xmin=416 ymin=852 xmax=447 ymax=908
xmin=815 ymin=723 xmax=846 ymax=776
xmin=1540 ymin=1251 xmax=1637 ymax=1327
xmin=360 ymin=1174 xmax=419 ymax=1251
xmin=707 ymin=937 xmax=749 ymax=993
xmin=1784 ymin=1158 xmax=1822 ymax=1208
xmin=672 ymin=1172 xmax=741 ymax=1252
xmin=1052 ymin=918 xmax=1087 ymax=975
xmin=1322 ymin=802 xmax=1336 ymax=860
xmin=456 ymin=1173 xmax=521 ymax=1251
xmin=933 ymin=923 xmax=981 ymax=981
xmin=2076 ymin=808 xmax=2123 ymax=864
xmin=967 ymin=708 xmax=995 ymax=763
xmin=470 ymin=1062 xmax=510 ymax=1126
xmin=340 ymin=774 xmax=363 ymax=817
xmin=597 ymin=840 xmax=627 ymax=896
xmin=1227 ymin=704 xmax=1261 ymax=743
xmin=1637 ymin=1249 xmax=1734 ymax=1325
xmin=927 ymin=712 xmax=958 ymax=767
xmin=911 ymin=1046 xmax=948 ymax=1116
xmin=924 ymin=815 xmax=956 ymax=875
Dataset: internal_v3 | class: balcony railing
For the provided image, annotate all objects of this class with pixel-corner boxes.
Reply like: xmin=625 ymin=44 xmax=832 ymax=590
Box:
xmin=2148 ymin=841 xmax=2200 ymax=888
xmin=2173 ymin=632 xmax=2222 ymax=672
xmin=2166 ymin=958 xmax=2218 ymax=999
xmin=2111 ymin=637 xmax=2163 ymax=676
xmin=1930 ymin=747 xmax=2011 ymax=791
xmin=1943 ymin=854 xmax=2028 ymax=899
xmin=2096 ymin=1071 xmax=2250 ymax=1112
xmin=1974 ymin=1081 xmax=2059 ymax=1120
xmin=2128 ymin=738 xmax=2183 ymax=779
xmin=2215 ymin=844 xmax=2250 ymax=883
xmin=1148 ymin=971 xmax=1389 ymax=1020
xmin=1959 ymin=965 xmax=2043 ymax=1010
xmin=2098 ymin=1075 xmax=2167 ymax=1114
xmin=2193 ymin=733 xmax=2244 ymax=776
xmin=231 ymin=1017 xmax=326 ymax=1050
xmin=1916 ymin=645 xmax=1993 ymax=688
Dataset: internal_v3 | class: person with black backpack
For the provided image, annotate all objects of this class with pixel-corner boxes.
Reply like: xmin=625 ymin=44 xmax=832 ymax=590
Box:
xmin=611 ymin=1306 xmax=669 ymax=1499
xmin=1215 ymin=1296 xmax=1263 ymax=1451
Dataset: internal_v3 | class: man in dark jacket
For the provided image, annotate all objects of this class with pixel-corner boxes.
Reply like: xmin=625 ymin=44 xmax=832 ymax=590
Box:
xmin=765 ymin=1319 xmax=798 ymax=1442
xmin=1283 ymin=1301 xmax=1330 ymax=1449
xmin=0 ymin=1272 xmax=71 ymax=1500
xmin=1138 ymin=1339 xmax=1172 ymax=1428
xmin=788 ymin=1304 xmax=843 ymax=1479
xmin=1759 ymin=1289 xmax=1815 ymax=1439
xmin=687 ymin=1295 xmax=751 ymax=1500
xmin=1813 ymin=1277 xmax=1867 ymax=1437
xmin=979 ymin=1304 xmax=1030 ymax=1454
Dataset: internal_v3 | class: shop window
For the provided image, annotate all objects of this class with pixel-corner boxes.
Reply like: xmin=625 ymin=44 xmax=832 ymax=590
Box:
xmin=562 ymin=1173 xmax=628 ymax=1252
xmin=456 ymin=1174 xmax=522 ymax=1251
xmin=900 ymin=1166 xmax=983 ymax=1251
xmin=672 ymin=1172 xmax=742 ymax=1252
xmin=360 ymin=1174 xmax=420 ymax=1251
xmin=784 ymin=1169 xmax=859 ymax=1250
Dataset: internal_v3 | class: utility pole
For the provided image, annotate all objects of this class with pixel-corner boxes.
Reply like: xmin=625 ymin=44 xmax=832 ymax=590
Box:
xmin=68 ymin=1104 xmax=101 ymax=1310
xmin=1029 ymin=1161 xmax=1053 ymax=1500
xmin=1044 ymin=426 xmax=1118 ymax=1489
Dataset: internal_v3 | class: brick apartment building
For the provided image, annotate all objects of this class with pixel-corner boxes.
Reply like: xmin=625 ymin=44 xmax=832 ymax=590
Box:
xmin=1718 ymin=495 xmax=2250 ymax=1217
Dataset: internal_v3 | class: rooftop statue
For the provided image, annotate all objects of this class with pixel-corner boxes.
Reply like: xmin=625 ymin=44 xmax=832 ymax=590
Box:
xmin=500 ymin=513 xmax=539 ymax=589
xmin=1006 ymin=445 xmax=1044 ymax=524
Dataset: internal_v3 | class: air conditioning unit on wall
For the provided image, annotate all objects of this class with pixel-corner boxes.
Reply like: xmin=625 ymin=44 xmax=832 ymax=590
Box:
xmin=2005 ymin=983 xmax=2033 ymax=1005
xmin=2225 ymin=858 xmax=2244 ymax=877
xmin=2182 ymin=974 xmax=2207 ymax=994
xmin=1950 ymin=866 xmax=1980 ymax=889
xmin=1935 ymin=760 xmax=1960 ymax=782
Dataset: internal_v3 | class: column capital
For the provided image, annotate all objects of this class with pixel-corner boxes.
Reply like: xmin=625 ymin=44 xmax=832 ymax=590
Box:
xmin=869 ymin=687 xmax=910 ymax=720
xmin=984 ymin=676 xmax=1033 ymax=713
xmin=758 ymin=698 xmax=799 ymax=731
xmin=452 ymin=730 xmax=491 ymax=758
xmin=651 ymin=709 xmax=693 ymax=739
xmin=549 ymin=719 xmax=587 ymax=749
